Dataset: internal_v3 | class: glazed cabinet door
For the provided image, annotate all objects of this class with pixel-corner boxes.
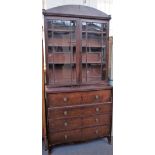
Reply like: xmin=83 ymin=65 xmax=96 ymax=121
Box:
xmin=45 ymin=18 xmax=78 ymax=86
xmin=81 ymin=20 xmax=109 ymax=84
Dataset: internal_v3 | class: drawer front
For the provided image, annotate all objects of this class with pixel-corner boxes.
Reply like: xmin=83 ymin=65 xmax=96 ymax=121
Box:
xmin=47 ymin=89 xmax=112 ymax=107
xmin=47 ymin=92 xmax=82 ymax=107
xmin=82 ymin=90 xmax=111 ymax=104
xmin=82 ymin=126 xmax=110 ymax=141
xmin=82 ymin=114 xmax=112 ymax=128
xmin=81 ymin=103 xmax=112 ymax=116
xmin=49 ymin=129 xmax=81 ymax=145
xmin=48 ymin=103 xmax=112 ymax=119
xmin=48 ymin=106 xmax=82 ymax=119
xmin=48 ymin=118 xmax=81 ymax=132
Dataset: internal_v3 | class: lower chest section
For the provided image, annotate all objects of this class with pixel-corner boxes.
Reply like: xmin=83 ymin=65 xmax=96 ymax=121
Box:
xmin=46 ymin=88 xmax=112 ymax=145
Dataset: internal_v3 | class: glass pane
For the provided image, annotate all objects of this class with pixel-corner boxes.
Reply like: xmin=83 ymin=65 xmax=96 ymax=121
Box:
xmin=48 ymin=31 xmax=52 ymax=39
xmin=82 ymin=22 xmax=103 ymax=31
xmin=53 ymin=31 xmax=75 ymax=40
xmin=88 ymin=47 xmax=102 ymax=52
xmin=52 ymin=20 xmax=76 ymax=31
xmin=47 ymin=19 xmax=76 ymax=85
xmin=87 ymin=33 xmax=102 ymax=47
xmin=81 ymin=21 xmax=107 ymax=83
xmin=82 ymin=22 xmax=86 ymax=31
xmin=87 ymin=64 xmax=102 ymax=82
xmin=87 ymin=22 xmax=102 ymax=31
xmin=103 ymin=23 xmax=107 ymax=31
xmin=47 ymin=20 xmax=52 ymax=29
xmin=48 ymin=46 xmax=76 ymax=53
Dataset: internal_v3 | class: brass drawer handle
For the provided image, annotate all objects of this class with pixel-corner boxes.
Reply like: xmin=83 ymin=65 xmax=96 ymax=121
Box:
xmin=95 ymin=118 xmax=99 ymax=122
xmin=64 ymin=122 xmax=68 ymax=127
xmin=95 ymin=129 xmax=99 ymax=134
xmin=95 ymin=95 xmax=99 ymax=100
xmin=96 ymin=107 xmax=99 ymax=112
xmin=64 ymin=111 xmax=68 ymax=116
xmin=63 ymin=97 xmax=68 ymax=102
xmin=64 ymin=134 xmax=68 ymax=140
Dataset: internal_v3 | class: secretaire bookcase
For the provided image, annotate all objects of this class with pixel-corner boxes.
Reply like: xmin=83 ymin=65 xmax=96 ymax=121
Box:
xmin=43 ymin=5 xmax=113 ymax=151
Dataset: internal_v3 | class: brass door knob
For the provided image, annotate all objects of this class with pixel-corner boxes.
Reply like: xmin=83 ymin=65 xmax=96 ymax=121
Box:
xmin=96 ymin=107 xmax=99 ymax=112
xmin=63 ymin=97 xmax=67 ymax=102
xmin=64 ymin=111 xmax=67 ymax=116
xmin=95 ymin=95 xmax=99 ymax=100
xmin=95 ymin=118 xmax=99 ymax=122
xmin=64 ymin=134 xmax=68 ymax=140
xmin=95 ymin=129 xmax=98 ymax=134
xmin=64 ymin=122 xmax=68 ymax=126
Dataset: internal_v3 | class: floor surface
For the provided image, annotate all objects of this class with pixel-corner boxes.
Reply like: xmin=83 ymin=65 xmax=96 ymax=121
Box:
xmin=42 ymin=138 xmax=113 ymax=155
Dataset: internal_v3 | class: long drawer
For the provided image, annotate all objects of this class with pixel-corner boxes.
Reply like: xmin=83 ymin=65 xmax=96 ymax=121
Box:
xmin=82 ymin=125 xmax=110 ymax=141
xmin=48 ymin=102 xmax=112 ymax=119
xmin=49 ymin=125 xmax=110 ymax=145
xmin=49 ymin=129 xmax=81 ymax=145
xmin=48 ymin=114 xmax=112 ymax=132
xmin=47 ymin=90 xmax=112 ymax=107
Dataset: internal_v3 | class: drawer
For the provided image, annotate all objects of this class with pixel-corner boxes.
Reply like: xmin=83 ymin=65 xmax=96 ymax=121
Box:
xmin=48 ymin=117 xmax=81 ymax=132
xmin=82 ymin=114 xmax=112 ymax=128
xmin=48 ymin=106 xmax=82 ymax=119
xmin=81 ymin=90 xmax=112 ymax=104
xmin=81 ymin=103 xmax=112 ymax=116
xmin=82 ymin=125 xmax=110 ymax=141
xmin=47 ymin=92 xmax=82 ymax=107
xmin=49 ymin=129 xmax=81 ymax=145
xmin=48 ymin=103 xmax=112 ymax=119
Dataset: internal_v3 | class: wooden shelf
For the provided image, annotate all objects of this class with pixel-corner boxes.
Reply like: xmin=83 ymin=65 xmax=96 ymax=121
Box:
xmin=48 ymin=38 xmax=76 ymax=46
xmin=82 ymin=31 xmax=106 ymax=34
xmin=82 ymin=40 xmax=106 ymax=47
xmin=48 ymin=53 xmax=76 ymax=64
xmin=48 ymin=29 xmax=75 ymax=32
xmin=48 ymin=62 xmax=76 ymax=64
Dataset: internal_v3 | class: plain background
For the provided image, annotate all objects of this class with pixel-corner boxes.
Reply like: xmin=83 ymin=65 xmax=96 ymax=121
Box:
xmin=0 ymin=0 xmax=155 ymax=155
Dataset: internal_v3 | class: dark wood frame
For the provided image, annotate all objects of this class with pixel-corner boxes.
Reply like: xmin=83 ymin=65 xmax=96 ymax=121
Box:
xmin=44 ymin=17 xmax=110 ymax=87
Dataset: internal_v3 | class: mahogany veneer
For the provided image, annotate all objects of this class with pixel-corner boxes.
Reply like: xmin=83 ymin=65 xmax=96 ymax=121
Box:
xmin=43 ymin=5 xmax=112 ymax=151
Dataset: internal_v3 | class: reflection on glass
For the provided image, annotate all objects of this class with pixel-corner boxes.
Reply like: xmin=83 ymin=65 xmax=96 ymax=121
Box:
xmin=86 ymin=47 xmax=103 ymax=53
xmin=52 ymin=20 xmax=76 ymax=31
xmin=82 ymin=22 xmax=103 ymax=31
xmin=52 ymin=31 xmax=75 ymax=40
xmin=82 ymin=22 xmax=86 ymax=31
xmin=87 ymin=23 xmax=102 ymax=31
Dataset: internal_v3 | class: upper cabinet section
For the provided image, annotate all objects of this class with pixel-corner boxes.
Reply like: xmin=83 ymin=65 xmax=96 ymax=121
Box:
xmin=43 ymin=5 xmax=111 ymax=87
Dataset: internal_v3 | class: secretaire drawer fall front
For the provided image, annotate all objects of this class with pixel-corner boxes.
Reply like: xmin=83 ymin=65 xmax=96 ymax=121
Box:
xmin=47 ymin=89 xmax=112 ymax=107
